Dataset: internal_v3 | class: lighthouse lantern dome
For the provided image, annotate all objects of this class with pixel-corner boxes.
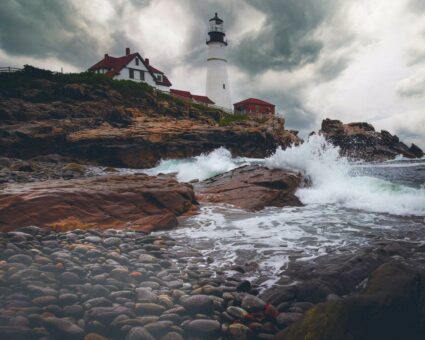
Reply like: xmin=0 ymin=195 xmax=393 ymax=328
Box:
xmin=207 ymin=13 xmax=227 ymax=45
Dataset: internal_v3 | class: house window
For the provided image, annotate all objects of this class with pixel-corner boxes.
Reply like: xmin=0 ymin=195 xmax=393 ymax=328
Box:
xmin=135 ymin=58 xmax=139 ymax=66
xmin=139 ymin=71 xmax=145 ymax=81
xmin=156 ymin=74 xmax=163 ymax=82
xmin=223 ymin=84 xmax=225 ymax=89
xmin=129 ymin=69 xmax=134 ymax=79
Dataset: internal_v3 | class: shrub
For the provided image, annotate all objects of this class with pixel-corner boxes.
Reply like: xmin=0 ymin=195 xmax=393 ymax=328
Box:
xmin=219 ymin=113 xmax=248 ymax=126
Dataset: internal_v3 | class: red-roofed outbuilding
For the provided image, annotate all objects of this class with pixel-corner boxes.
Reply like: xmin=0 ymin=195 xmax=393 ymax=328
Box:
xmin=170 ymin=89 xmax=215 ymax=107
xmin=233 ymin=98 xmax=275 ymax=115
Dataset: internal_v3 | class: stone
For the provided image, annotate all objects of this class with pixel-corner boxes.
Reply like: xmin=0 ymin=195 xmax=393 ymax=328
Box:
xmin=125 ymin=327 xmax=155 ymax=340
xmin=43 ymin=317 xmax=85 ymax=339
xmin=182 ymin=294 xmax=214 ymax=314
xmin=228 ymin=323 xmax=252 ymax=340
xmin=198 ymin=165 xmax=303 ymax=211
xmin=160 ymin=331 xmax=184 ymax=340
xmin=135 ymin=303 xmax=166 ymax=316
xmin=103 ymin=237 xmax=121 ymax=246
xmin=8 ymin=254 xmax=33 ymax=266
xmin=60 ymin=271 xmax=82 ymax=285
xmin=185 ymin=319 xmax=221 ymax=338
xmin=84 ymin=333 xmax=108 ymax=340
xmin=275 ymin=312 xmax=304 ymax=328
xmin=241 ymin=294 xmax=266 ymax=312
xmin=136 ymin=288 xmax=159 ymax=303
xmin=226 ymin=306 xmax=248 ymax=319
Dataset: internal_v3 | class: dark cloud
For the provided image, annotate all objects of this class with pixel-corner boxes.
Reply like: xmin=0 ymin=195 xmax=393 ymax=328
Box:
xmin=0 ymin=0 xmax=99 ymax=67
xmin=230 ymin=0 xmax=340 ymax=75
xmin=318 ymin=57 xmax=350 ymax=81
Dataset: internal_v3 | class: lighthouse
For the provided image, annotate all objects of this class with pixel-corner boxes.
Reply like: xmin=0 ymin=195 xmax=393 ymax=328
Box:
xmin=206 ymin=13 xmax=232 ymax=111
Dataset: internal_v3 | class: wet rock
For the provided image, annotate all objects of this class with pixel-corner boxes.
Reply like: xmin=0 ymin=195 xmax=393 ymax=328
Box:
xmin=125 ymin=327 xmax=155 ymax=340
xmin=184 ymin=319 xmax=221 ymax=338
xmin=198 ymin=165 xmax=303 ymax=211
xmin=241 ymin=294 xmax=266 ymax=312
xmin=8 ymin=254 xmax=33 ymax=266
xmin=43 ymin=317 xmax=84 ymax=339
xmin=135 ymin=303 xmax=166 ymax=316
xmin=228 ymin=323 xmax=252 ymax=340
xmin=0 ymin=175 xmax=196 ymax=232
xmin=182 ymin=295 xmax=214 ymax=314
xmin=160 ymin=331 xmax=184 ymax=340
xmin=226 ymin=306 xmax=248 ymax=319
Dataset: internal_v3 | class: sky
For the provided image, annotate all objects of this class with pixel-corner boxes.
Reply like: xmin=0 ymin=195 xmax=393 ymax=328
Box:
xmin=1 ymin=0 xmax=424 ymax=148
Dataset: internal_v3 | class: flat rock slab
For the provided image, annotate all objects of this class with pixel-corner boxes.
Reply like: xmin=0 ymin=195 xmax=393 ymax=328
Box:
xmin=197 ymin=165 xmax=303 ymax=211
xmin=0 ymin=174 xmax=197 ymax=232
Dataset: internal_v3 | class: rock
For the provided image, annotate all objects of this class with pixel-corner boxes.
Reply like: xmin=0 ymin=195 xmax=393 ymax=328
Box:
xmin=226 ymin=306 xmax=248 ymax=319
xmin=198 ymin=165 xmax=303 ymax=211
xmin=319 ymin=118 xmax=423 ymax=160
xmin=135 ymin=303 xmax=166 ymax=316
xmin=43 ymin=317 xmax=84 ymax=339
xmin=228 ymin=323 xmax=252 ymax=340
xmin=84 ymin=333 xmax=108 ymax=340
xmin=160 ymin=332 xmax=184 ymax=340
xmin=103 ymin=237 xmax=121 ymax=247
xmin=236 ymin=280 xmax=252 ymax=292
xmin=0 ymin=326 xmax=33 ymax=340
xmin=275 ymin=312 xmax=304 ymax=328
xmin=125 ymin=327 xmax=155 ymax=340
xmin=136 ymin=288 xmax=159 ymax=303
xmin=0 ymin=73 xmax=300 ymax=170
xmin=60 ymin=271 xmax=82 ymax=284
xmin=8 ymin=254 xmax=33 ymax=266
xmin=110 ymin=267 xmax=129 ymax=281
xmin=278 ymin=262 xmax=425 ymax=340
xmin=241 ymin=294 xmax=266 ymax=312
xmin=0 ymin=175 xmax=196 ymax=232
xmin=184 ymin=319 xmax=221 ymax=338
xmin=182 ymin=294 xmax=214 ymax=314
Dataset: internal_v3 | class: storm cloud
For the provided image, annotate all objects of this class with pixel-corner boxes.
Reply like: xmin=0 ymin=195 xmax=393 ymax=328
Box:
xmin=0 ymin=0 xmax=424 ymax=148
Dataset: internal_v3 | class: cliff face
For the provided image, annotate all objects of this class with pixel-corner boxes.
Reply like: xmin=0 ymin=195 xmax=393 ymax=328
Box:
xmin=0 ymin=69 xmax=300 ymax=168
xmin=320 ymin=119 xmax=423 ymax=161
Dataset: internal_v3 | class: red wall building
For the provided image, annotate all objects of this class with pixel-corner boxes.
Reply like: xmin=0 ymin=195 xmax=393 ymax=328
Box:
xmin=233 ymin=98 xmax=275 ymax=115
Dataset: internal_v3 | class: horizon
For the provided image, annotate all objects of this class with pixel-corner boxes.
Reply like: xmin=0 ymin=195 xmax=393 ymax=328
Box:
xmin=1 ymin=0 xmax=424 ymax=148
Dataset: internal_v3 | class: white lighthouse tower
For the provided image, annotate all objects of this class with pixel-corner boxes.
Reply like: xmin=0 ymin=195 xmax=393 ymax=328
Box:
xmin=206 ymin=13 xmax=232 ymax=111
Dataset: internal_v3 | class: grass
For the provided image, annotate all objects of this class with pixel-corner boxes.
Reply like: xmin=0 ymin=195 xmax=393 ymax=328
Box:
xmin=219 ymin=113 xmax=249 ymax=126
xmin=0 ymin=64 xmax=153 ymax=98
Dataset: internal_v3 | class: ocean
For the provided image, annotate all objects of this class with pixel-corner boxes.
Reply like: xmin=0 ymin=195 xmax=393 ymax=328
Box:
xmin=142 ymin=136 xmax=425 ymax=289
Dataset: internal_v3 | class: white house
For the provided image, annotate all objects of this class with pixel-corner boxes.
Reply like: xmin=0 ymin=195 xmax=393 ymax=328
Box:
xmin=88 ymin=48 xmax=172 ymax=92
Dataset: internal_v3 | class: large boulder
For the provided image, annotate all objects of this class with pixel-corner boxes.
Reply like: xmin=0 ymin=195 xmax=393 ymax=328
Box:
xmin=197 ymin=165 xmax=304 ymax=211
xmin=276 ymin=261 xmax=425 ymax=340
xmin=0 ymin=174 xmax=197 ymax=232
xmin=320 ymin=118 xmax=423 ymax=161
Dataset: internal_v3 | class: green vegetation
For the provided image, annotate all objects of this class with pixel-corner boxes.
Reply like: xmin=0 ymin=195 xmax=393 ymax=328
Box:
xmin=219 ymin=113 xmax=248 ymax=126
xmin=0 ymin=65 xmax=153 ymax=98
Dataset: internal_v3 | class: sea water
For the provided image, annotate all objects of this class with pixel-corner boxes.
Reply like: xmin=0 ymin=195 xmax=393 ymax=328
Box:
xmin=147 ymin=136 xmax=425 ymax=288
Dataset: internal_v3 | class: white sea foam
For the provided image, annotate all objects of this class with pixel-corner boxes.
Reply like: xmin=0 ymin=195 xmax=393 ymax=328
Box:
xmin=266 ymin=135 xmax=425 ymax=216
xmin=144 ymin=147 xmax=256 ymax=182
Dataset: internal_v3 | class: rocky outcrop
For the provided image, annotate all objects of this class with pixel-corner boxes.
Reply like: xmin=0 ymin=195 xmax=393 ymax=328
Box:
xmin=0 ymin=174 xmax=197 ymax=232
xmin=320 ymin=119 xmax=423 ymax=161
xmin=0 ymin=71 xmax=300 ymax=168
xmin=276 ymin=261 xmax=425 ymax=340
xmin=197 ymin=165 xmax=304 ymax=211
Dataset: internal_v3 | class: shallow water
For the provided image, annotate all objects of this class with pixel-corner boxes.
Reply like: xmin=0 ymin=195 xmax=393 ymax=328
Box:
xmin=149 ymin=137 xmax=425 ymax=288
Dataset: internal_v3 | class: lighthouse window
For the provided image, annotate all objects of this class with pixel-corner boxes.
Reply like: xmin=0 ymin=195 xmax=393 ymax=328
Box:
xmin=223 ymin=84 xmax=225 ymax=89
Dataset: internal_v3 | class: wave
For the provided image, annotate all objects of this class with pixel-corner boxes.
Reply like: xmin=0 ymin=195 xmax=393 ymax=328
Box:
xmin=266 ymin=135 xmax=425 ymax=216
xmin=144 ymin=147 xmax=253 ymax=182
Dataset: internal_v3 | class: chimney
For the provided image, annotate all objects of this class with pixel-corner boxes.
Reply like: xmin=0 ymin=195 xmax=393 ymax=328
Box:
xmin=104 ymin=53 xmax=108 ymax=58
xmin=145 ymin=58 xmax=149 ymax=65
xmin=125 ymin=47 xmax=130 ymax=55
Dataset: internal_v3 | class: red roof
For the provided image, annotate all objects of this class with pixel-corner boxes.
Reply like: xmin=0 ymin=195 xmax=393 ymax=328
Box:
xmin=170 ymin=89 xmax=192 ymax=100
xmin=233 ymin=98 xmax=275 ymax=107
xmin=88 ymin=52 xmax=171 ymax=87
xmin=147 ymin=64 xmax=172 ymax=87
xmin=89 ymin=54 xmax=137 ymax=77
xmin=192 ymin=95 xmax=214 ymax=104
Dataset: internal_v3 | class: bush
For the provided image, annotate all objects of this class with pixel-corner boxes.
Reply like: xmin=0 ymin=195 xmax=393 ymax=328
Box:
xmin=219 ymin=113 xmax=248 ymax=126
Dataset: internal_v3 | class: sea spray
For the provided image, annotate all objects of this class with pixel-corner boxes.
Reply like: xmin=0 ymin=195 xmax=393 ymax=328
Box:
xmin=266 ymin=135 xmax=425 ymax=216
xmin=144 ymin=147 xmax=246 ymax=182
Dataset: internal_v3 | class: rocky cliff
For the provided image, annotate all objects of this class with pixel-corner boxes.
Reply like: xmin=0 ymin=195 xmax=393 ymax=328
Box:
xmin=0 ymin=67 xmax=300 ymax=168
xmin=320 ymin=119 xmax=423 ymax=161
